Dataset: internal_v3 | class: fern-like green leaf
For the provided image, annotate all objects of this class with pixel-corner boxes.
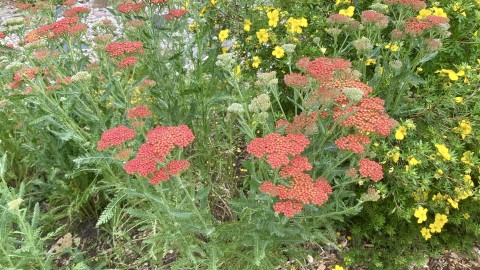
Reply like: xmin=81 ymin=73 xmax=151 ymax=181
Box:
xmin=96 ymin=193 xmax=126 ymax=227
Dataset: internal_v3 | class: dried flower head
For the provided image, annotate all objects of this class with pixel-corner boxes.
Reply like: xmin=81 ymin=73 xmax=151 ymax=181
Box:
xmin=352 ymin=37 xmax=373 ymax=53
xmin=248 ymin=93 xmax=271 ymax=113
xmin=256 ymin=71 xmax=278 ymax=87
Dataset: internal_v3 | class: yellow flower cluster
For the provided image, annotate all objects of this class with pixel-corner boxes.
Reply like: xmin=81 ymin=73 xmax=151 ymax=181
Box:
xmin=267 ymin=8 xmax=280 ymax=27
xmin=435 ymin=68 xmax=465 ymax=81
xmin=395 ymin=120 xmax=415 ymax=140
xmin=285 ymin=17 xmax=308 ymax=34
xmin=256 ymin=29 xmax=269 ymax=43
xmin=339 ymin=6 xmax=355 ymax=17
xmin=434 ymin=143 xmax=451 ymax=161
xmin=420 ymin=212 xmax=448 ymax=240
xmin=452 ymin=120 xmax=472 ymax=139
xmin=272 ymin=46 xmax=285 ymax=59
xmin=384 ymin=43 xmax=399 ymax=52
xmin=218 ymin=29 xmax=229 ymax=42
xmin=417 ymin=7 xmax=448 ymax=19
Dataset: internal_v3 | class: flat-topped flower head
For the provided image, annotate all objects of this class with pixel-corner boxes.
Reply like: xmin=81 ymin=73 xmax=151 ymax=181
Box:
xmin=358 ymin=158 xmax=384 ymax=182
xmin=335 ymin=134 xmax=370 ymax=154
xmin=247 ymin=133 xmax=310 ymax=168
xmin=105 ymin=41 xmax=144 ymax=57
xmin=127 ymin=105 xmax=152 ymax=120
xmin=97 ymin=125 xmax=136 ymax=151
xmin=306 ymin=57 xmax=352 ymax=82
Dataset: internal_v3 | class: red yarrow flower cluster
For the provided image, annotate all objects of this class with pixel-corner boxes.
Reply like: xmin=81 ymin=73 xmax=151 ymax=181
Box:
xmin=105 ymin=41 xmax=144 ymax=57
xmin=29 ymin=17 xmax=86 ymax=40
xmin=63 ymin=6 xmax=90 ymax=17
xmin=358 ymin=158 xmax=384 ymax=182
xmin=7 ymin=67 xmax=40 ymax=89
xmin=335 ymin=134 xmax=371 ymax=154
xmin=361 ymin=10 xmax=389 ymax=29
xmin=384 ymin=0 xmax=426 ymax=11
xmin=284 ymin=72 xmax=308 ymax=87
xmin=248 ymin=133 xmax=333 ymax=217
xmin=404 ymin=18 xmax=432 ymax=35
xmin=117 ymin=3 xmax=145 ymax=13
xmin=333 ymin=97 xmax=396 ymax=137
xmin=0 ymin=32 xmax=6 ymax=39
xmin=426 ymin=15 xmax=449 ymax=25
xmin=149 ymin=160 xmax=190 ymax=184
xmin=284 ymin=111 xmax=319 ymax=135
xmin=123 ymin=125 xmax=194 ymax=183
xmin=118 ymin=56 xmax=138 ymax=68
xmin=64 ymin=0 xmax=75 ymax=5
xmin=327 ymin=14 xmax=354 ymax=25
xmin=247 ymin=133 xmax=310 ymax=168
xmin=97 ymin=125 xmax=136 ymax=150
xmin=306 ymin=57 xmax=352 ymax=82
xmin=127 ymin=105 xmax=153 ymax=120
xmin=165 ymin=9 xmax=188 ymax=20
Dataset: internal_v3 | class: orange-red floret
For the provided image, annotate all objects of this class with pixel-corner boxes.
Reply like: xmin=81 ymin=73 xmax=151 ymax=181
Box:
xmin=306 ymin=57 xmax=352 ymax=82
xmin=246 ymin=133 xmax=310 ymax=168
xmin=97 ymin=125 xmax=136 ymax=150
xmin=335 ymin=134 xmax=371 ymax=154
xmin=358 ymin=158 xmax=384 ymax=182
xmin=273 ymin=201 xmax=304 ymax=217
xmin=105 ymin=41 xmax=144 ymax=57
xmin=127 ymin=105 xmax=152 ymax=120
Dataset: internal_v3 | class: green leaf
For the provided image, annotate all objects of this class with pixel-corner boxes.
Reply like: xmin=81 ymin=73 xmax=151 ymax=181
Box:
xmin=96 ymin=193 xmax=126 ymax=227
xmin=418 ymin=52 xmax=438 ymax=64
xmin=0 ymin=153 xmax=7 ymax=180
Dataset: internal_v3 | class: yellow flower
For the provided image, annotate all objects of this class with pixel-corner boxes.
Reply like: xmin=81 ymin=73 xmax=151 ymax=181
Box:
xmin=267 ymin=9 xmax=280 ymax=28
xmin=447 ymin=197 xmax=459 ymax=209
xmin=435 ymin=69 xmax=464 ymax=81
xmin=464 ymin=213 xmax=470 ymax=219
xmin=332 ymin=265 xmax=344 ymax=270
xmin=256 ymin=29 xmax=269 ymax=43
xmin=235 ymin=65 xmax=241 ymax=75
xmin=218 ymin=29 xmax=229 ymax=42
xmin=464 ymin=175 xmax=474 ymax=187
xmin=408 ymin=157 xmax=421 ymax=166
xmin=434 ymin=213 xmax=448 ymax=226
xmin=272 ymin=46 xmax=285 ymax=59
xmin=417 ymin=8 xmax=432 ymax=19
xmin=244 ymin=19 xmax=251 ymax=32
xmin=285 ymin=17 xmax=308 ymax=34
xmin=429 ymin=222 xmax=442 ymax=233
xmin=453 ymin=120 xmax=472 ymax=139
xmin=432 ymin=192 xmax=443 ymax=201
xmin=431 ymin=7 xmax=447 ymax=18
xmin=395 ymin=126 xmax=407 ymax=140
xmin=456 ymin=188 xmax=473 ymax=200
xmin=455 ymin=97 xmax=464 ymax=103
xmin=392 ymin=152 xmax=400 ymax=163
xmin=252 ymin=56 xmax=261 ymax=68
xmin=339 ymin=6 xmax=355 ymax=17
xmin=365 ymin=58 xmax=376 ymax=65
xmin=435 ymin=144 xmax=451 ymax=161
xmin=414 ymin=206 xmax=428 ymax=223
xmin=321 ymin=47 xmax=327 ymax=54
xmin=461 ymin=151 xmax=474 ymax=166
xmin=385 ymin=43 xmax=399 ymax=52
xmin=421 ymin=227 xmax=432 ymax=240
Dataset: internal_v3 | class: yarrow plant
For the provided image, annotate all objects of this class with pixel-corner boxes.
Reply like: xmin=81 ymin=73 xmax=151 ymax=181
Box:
xmin=242 ymin=55 xmax=396 ymax=217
